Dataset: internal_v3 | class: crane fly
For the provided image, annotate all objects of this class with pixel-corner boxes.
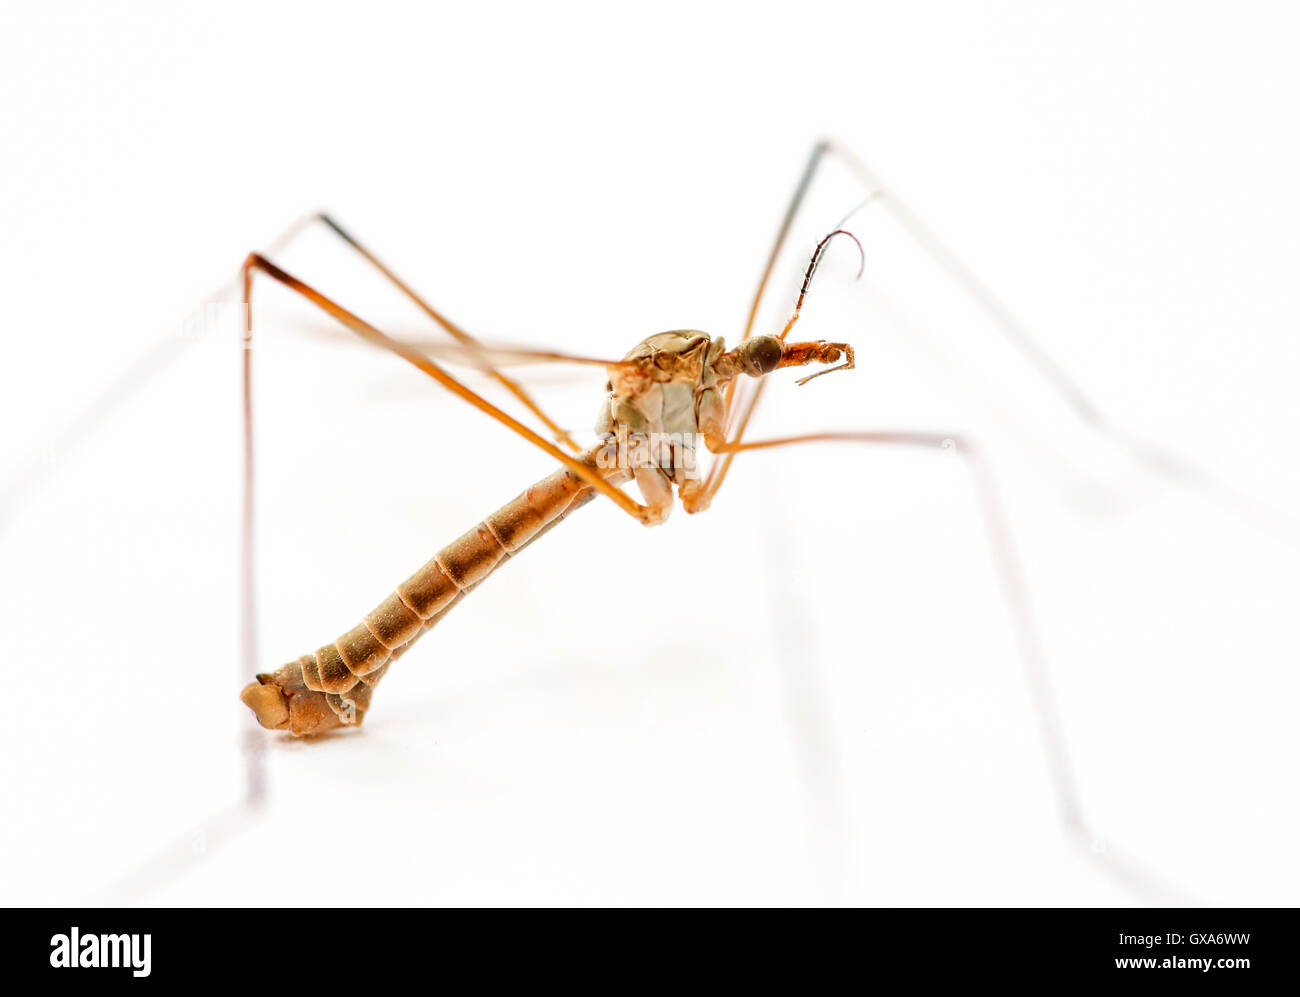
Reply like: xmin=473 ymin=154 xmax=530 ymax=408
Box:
xmin=23 ymin=140 xmax=1278 ymax=903
xmin=219 ymin=140 xmax=1129 ymax=885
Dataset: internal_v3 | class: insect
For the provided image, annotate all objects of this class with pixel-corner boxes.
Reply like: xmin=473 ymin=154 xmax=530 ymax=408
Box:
xmin=228 ymin=140 xmax=1201 ymax=893
xmin=8 ymin=142 xmax=1292 ymax=906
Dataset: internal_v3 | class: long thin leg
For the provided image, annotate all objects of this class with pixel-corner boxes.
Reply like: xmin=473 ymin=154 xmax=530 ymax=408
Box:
xmin=240 ymin=253 xmax=666 ymax=525
xmin=717 ymin=429 xmax=1084 ymax=835
xmin=282 ymin=321 xmax=650 ymax=373
xmin=0 ymin=212 xmax=318 ymax=540
xmin=241 ymin=263 xmax=264 ymax=804
xmin=828 ymin=142 xmax=1300 ymax=545
xmin=704 ymin=142 xmax=1298 ymax=546
xmin=66 ymin=216 xmax=326 ymax=888
xmin=311 ymin=213 xmax=584 ymax=452
xmin=697 ymin=142 xmax=838 ymax=503
xmin=715 ymin=429 xmax=1187 ymax=900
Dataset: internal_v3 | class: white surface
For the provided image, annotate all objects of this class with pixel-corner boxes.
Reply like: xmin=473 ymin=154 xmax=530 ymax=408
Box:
xmin=1 ymin=2 xmax=1297 ymax=906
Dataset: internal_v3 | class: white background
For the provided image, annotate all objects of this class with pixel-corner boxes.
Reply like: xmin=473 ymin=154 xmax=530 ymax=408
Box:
xmin=1 ymin=1 xmax=1297 ymax=906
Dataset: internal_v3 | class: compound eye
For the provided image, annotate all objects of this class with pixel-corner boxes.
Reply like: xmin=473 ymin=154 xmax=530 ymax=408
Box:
xmin=739 ymin=335 xmax=783 ymax=376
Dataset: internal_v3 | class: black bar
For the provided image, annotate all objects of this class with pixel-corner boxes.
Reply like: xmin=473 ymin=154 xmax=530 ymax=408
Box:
xmin=4 ymin=908 xmax=1290 ymax=985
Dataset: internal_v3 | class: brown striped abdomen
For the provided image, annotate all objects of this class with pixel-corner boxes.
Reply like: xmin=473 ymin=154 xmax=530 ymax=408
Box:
xmin=240 ymin=449 xmax=610 ymax=735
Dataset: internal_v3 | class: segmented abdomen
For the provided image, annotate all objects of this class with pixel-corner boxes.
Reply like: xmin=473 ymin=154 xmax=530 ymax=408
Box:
xmin=241 ymin=450 xmax=605 ymax=734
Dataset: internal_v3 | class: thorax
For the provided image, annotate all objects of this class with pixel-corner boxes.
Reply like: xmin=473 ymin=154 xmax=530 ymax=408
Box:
xmin=594 ymin=330 xmax=726 ymax=441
